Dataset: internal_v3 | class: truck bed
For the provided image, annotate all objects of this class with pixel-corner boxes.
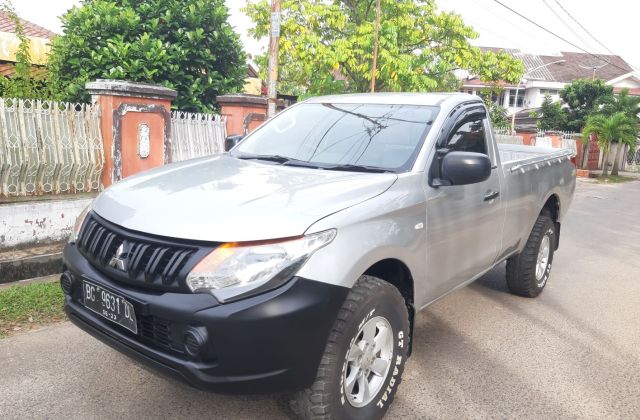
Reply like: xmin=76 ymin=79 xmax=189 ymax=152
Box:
xmin=496 ymin=143 xmax=576 ymax=263
xmin=498 ymin=144 xmax=574 ymax=173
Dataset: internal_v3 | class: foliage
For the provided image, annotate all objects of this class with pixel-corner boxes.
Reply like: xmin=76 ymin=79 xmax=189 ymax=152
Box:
xmin=0 ymin=281 xmax=65 ymax=337
xmin=0 ymin=1 xmax=51 ymax=98
xmin=244 ymin=0 xmax=524 ymax=95
xmin=559 ymin=79 xmax=613 ymax=132
xmin=601 ymin=88 xmax=640 ymax=122
xmin=583 ymin=112 xmax=637 ymax=176
xmin=48 ymin=0 xmax=246 ymax=111
xmin=479 ymin=88 xmax=508 ymax=129
xmin=537 ymin=94 xmax=567 ymax=131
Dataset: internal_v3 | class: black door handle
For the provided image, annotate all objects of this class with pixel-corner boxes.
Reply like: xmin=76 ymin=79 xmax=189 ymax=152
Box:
xmin=484 ymin=191 xmax=500 ymax=201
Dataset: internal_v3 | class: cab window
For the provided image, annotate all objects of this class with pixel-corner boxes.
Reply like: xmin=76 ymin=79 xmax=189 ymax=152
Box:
xmin=445 ymin=117 xmax=488 ymax=155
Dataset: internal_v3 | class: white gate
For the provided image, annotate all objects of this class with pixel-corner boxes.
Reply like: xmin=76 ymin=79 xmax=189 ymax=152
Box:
xmin=171 ymin=112 xmax=226 ymax=162
xmin=0 ymin=98 xmax=103 ymax=197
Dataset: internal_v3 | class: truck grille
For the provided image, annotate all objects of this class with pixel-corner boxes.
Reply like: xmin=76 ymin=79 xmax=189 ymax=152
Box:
xmin=77 ymin=213 xmax=211 ymax=292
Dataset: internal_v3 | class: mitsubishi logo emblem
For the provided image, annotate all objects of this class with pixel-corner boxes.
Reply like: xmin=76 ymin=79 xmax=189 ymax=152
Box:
xmin=109 ymin=243 xmax=128 ymax=272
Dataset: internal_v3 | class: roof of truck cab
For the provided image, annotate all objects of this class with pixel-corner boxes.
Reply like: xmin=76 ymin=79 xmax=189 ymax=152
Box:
xmin=304 ymin=92 xmax=481 ymax=106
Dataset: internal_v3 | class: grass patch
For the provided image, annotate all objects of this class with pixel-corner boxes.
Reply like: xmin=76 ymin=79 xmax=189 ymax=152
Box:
xmin=595 ymin=175 xmax=636 ymax=184
xmin=0 ymin=281 xmax=66 ymax=338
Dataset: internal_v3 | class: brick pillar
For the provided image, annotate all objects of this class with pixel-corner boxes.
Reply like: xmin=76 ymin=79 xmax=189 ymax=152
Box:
xmin=217 ymin=94 xmax=268 ymax=136
xmin=587 ymin=135 xmax=601 ymax=170
xmin=86 ymin=79 xmax=177 ymax=188
xmin=547 ymin=131 xmax=563 ymax=148
xmin=515 ymin=129 xmax=537 ymax=146
xmin=217 ymin=94 xmax=286 ymax=136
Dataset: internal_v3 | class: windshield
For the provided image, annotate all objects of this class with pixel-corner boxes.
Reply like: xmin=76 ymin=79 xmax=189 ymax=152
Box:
xmin=232 ymin=103 xmax=438 ymax=172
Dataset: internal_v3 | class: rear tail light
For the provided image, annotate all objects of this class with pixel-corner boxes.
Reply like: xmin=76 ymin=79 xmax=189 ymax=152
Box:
xmin=570 ymin=155 xmax=577 ymax=167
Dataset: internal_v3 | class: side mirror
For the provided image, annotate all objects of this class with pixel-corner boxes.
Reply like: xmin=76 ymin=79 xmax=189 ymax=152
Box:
xmin=440 ymin=151 xmax=491 ymax=186
xmin=225 ymin=135 xmax=245 ymax=151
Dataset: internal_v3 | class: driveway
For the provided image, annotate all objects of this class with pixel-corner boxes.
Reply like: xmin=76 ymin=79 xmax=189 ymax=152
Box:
xmin=1 ymin=179 xmax=639 ymax=419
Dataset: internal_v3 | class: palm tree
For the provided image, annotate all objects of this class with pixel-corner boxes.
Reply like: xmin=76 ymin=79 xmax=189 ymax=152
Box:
xmin=601 ymin=89 xmax=640 ymax=172
xmin=583 ymin=112 xmax=638 ymax=177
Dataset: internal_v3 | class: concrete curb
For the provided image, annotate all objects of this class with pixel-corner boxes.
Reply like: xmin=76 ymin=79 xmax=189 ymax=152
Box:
xmin=0 ymin=244 xmax=64 ymax=284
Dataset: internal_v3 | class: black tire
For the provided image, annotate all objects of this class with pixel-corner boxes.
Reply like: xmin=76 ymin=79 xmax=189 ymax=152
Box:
xmin=291 ymin=275 xmax=410 ymax=420
xmin=506 ymin=213 xmax=556 ymax=297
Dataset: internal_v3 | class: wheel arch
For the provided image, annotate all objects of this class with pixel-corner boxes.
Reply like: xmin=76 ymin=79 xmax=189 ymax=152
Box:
xmin=362 ymin=258 xmax=416 ymax=355
xmin=541 ymin=193 xmax=560 ymax=222
xmin=541 ymin=193 xmax=561 ymax=250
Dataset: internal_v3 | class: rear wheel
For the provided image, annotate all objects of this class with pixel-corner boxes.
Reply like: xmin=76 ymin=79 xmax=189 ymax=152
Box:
xmin=291 ymin=275 xmax=410 ymax=420
xmin=506 ymin=214 xmax=556 ymax=297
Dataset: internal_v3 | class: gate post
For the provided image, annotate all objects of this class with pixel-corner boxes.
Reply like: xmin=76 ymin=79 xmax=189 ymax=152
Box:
xmin=86 ymin=79 xmax=177 ymax=188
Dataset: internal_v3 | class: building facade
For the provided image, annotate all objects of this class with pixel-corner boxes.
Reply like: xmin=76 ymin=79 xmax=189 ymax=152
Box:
xmin=460 ymin=48 xmax=640 ymax=116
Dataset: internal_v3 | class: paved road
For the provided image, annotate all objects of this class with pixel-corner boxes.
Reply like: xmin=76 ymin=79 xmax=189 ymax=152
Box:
xmin=2 ymin=179 xmax=639 ymax=419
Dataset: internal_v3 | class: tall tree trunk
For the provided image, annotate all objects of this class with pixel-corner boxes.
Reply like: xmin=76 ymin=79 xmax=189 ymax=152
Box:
xmin=602 ymin=148 xmax=610 ymax=177
xmin=611 ymin=142 xmax=626 ymax=176
xmin=581 ymin=140 xmax=590 ymax=169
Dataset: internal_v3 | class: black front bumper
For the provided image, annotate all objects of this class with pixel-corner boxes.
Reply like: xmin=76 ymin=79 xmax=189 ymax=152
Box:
xmin=63 ymin=244 xmax=349 ymax=394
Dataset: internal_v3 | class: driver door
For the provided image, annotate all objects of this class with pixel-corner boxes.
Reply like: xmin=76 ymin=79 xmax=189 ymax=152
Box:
xmin=423 ymin=109 xmax=503 ymax=303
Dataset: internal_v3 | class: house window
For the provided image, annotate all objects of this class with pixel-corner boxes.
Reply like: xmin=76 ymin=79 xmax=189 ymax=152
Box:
xmin=508 ymin=90 xmax=525 ymax=107
xmin=540 ymin=89 xmax=559 ymax=96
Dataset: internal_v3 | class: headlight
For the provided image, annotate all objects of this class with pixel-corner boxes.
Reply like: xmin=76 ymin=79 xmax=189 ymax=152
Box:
xmin=69 ymin=202 xmax=92 ymax=244
xmin=186 ymin=229 xmax=336 ymax=303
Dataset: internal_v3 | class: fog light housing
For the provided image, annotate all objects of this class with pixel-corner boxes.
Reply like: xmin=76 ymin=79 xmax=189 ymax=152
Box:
xmin=184 ymin=327 xmax=208 ymax=359
xmin=60 ymin=272 xmax=74 ymax=295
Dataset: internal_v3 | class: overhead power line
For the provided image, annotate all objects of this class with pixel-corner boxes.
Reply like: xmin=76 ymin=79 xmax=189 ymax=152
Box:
xmin=489 ymin=0 xmax=631 ymax=75
xmin=541 ymin=0 xmax=599 ymax=53
xmin=551 ymin=0 xmax=616 ymax=56
xmin=551 ymin=0 xmax=640 ymax=73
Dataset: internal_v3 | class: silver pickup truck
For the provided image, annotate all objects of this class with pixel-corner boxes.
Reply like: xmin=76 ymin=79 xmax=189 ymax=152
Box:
xmin=62 ymin=93 xmax=575 ymax=419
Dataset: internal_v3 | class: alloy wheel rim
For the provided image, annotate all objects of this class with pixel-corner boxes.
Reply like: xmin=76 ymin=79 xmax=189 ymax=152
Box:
xmin=343 ymin=316 xmax=394 ymax=408
xmin=536 ymin=234 xmax=550 ymax=283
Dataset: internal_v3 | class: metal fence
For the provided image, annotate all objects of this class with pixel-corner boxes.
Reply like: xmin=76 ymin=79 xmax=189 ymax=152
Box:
xmin=0 ymin=98 xmax=103 ymax=197
xmin=495 ymin=133 xmax=523 ymax=145
xmin=171 ymin=112 xmax=226 ymax=162
xmin=626 ymin=142 xmax=640 ymax=172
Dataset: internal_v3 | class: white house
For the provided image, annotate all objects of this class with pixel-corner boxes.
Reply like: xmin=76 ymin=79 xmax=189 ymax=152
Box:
xmin=460 ymin=48 xmax=640 ymax=117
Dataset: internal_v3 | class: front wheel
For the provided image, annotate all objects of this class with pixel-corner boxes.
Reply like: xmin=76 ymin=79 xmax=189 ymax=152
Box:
xmin=291 ymin=275 xmax=410 ymax=420
xmin=506 ymin=213 xmax=556 ymax=297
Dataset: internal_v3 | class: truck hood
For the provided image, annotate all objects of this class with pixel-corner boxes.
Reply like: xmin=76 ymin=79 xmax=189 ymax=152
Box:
xmin=93 ymin=154 xmax=397 ymax=242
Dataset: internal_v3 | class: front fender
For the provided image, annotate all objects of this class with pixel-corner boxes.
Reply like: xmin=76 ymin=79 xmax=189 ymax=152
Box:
xmin=297 ymin=174 xmax=427 ymax=295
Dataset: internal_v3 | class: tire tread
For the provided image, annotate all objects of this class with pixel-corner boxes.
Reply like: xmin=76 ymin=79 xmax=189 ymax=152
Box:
xmin=291 ymin=276 xmax=407 ymax=420
xmin=506 ymin=214 xmax=554 ymax=297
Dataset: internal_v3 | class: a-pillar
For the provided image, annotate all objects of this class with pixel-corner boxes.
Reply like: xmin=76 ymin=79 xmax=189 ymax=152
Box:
xmin=86 ymin=79 xmax=177 ymax=188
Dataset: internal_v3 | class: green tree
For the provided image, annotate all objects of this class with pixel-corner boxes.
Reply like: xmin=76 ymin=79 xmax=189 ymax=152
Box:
xmin=0 ymin=1 xmax=50 ymax=98
xmin=244 ymin=0 xmax=524 ymax=95
xmin=537 ymin=94 xmax=567 ymax=131
xmin=560 ymin=79 xmax=613 ymax=132
xmin=479 ymin=88 xmax=508 ymax=129
xmin=583 ymin=112 xmax=637 ymax=176
xmin=48 ymin=0 xmax=246 ymax=112
xmin=602 ymin=88 xmax=640 ymax=122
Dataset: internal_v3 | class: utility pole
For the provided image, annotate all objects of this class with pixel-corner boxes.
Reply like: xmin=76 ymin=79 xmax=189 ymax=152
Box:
xmin=267 ymin=0 xmax=281 ymax=118
xmin=370 ymin=0 xmax=381 ymax=93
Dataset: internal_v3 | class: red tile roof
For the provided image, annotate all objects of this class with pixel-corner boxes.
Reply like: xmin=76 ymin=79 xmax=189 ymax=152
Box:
xmin=613 ymin=87 xmax=640 ymax=96
xmin=0 ymin=11 xmax=56 ymax=39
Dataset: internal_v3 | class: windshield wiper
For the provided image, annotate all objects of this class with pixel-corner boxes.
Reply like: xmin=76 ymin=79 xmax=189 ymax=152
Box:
xmin=323 ymin=164 xmax=395 ymax=173
xmin=235 ymin=153 xmax=292 ymax=163
xmin=235 ymin=154 xmax=393 ymax=173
